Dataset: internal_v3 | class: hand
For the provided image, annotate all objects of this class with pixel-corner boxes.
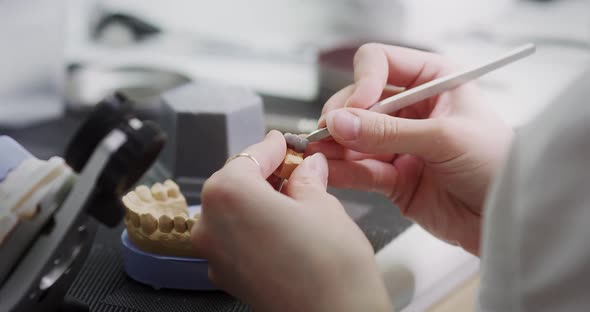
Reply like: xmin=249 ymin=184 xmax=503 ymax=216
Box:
xmin=191 ymin=130 xmax=392 ymax=312
xmin=311 ymin=44 xmax=514 ymax=255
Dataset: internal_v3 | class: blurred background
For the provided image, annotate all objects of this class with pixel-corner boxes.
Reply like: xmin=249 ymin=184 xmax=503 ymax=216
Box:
xmin=2 ymin=0 xmax=588 ymax=136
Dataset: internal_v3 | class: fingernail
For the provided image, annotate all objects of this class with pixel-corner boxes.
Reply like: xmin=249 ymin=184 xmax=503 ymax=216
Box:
xmin=301 ymin=153 xmax=328 ymax=186
xmin=265 ymin=129 xmax=279 ymax=139
xmin=317 ymin=115 xmax=326 ymax=128
xmin=315 ymin=153 xmax=329 ymax=187
xmin=327 ymin=110 xmax=360 ymax=140
xmin=311 ymin=153 xmax=327 ymax=173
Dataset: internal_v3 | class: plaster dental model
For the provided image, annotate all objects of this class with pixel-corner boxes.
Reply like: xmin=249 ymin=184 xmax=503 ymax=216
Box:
xmin=0 ymin=135 xmax=73 ymax=246
xmin=122 ymin=180 xmax=200 ymax=258
xmin=121 ymin=133 xmax=306 ymax=257
xmin=273 ymin=133 xmax=308 ymax=180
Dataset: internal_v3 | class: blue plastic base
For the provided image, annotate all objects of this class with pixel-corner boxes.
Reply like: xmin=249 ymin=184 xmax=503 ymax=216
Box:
xmin=121 ymin=206 xmax=216 ymax=290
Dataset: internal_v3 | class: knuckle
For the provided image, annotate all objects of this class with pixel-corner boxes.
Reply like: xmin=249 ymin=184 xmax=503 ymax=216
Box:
xmin=428 ymin=118 xmax=457 ymax=159
xmin=202 ymin=169 xmax=254 ymax=211
xmin=366 ymin=114 xmax=399 ymax=147
xmin=325 ymin=194 xmax=341 ymax=206
xmin=433 ymin=118 xmax=454 ymax=145
xmin=291 ymin=175 xmax=320 ymax=191
xmin=201 ymin=172 xmax=232 ymax=205
xmin=202 ymin=172 xmax=222 ymax=192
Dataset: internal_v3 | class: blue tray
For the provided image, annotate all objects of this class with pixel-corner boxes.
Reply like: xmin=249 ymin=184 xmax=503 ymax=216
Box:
xmin=121 ymin=206 xmax=216 ymax=290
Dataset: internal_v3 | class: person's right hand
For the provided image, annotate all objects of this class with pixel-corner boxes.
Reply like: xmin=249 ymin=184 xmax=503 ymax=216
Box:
xmin=310 ymin=44 xmax=514 ymax=255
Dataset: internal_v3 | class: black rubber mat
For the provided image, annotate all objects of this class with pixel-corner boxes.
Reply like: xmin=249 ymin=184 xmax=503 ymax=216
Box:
xmin=66 ymin=214 xmax=408 ymax=312
xmin=66 ymin=223 xmax=249 ymax=312
xmin=103 ymin=283 xmax=249 ymax=312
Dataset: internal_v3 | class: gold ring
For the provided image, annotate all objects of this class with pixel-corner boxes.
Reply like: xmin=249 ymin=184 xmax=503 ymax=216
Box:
xmin=225 ymin=153 xmax=261 ymax=168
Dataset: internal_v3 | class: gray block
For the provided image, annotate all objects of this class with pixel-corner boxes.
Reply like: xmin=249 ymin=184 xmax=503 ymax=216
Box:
xmin=159 ymin=82 xmax=265 ymax=203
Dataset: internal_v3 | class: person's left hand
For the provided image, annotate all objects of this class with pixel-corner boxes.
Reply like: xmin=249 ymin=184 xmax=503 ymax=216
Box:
xmin=191 ymin=130 xmax=392 ymax=312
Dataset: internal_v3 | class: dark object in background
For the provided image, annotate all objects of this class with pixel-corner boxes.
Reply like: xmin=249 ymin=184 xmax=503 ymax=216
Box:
xmin=65 ymin=93 xmax=135 ymax=173
xmin=65 ymin=93 xmax=166 ymax=226
xmin=156 ymin=82 xmax=265 ymax=204
xmin=93 ymin=13 xmax=161 ymax=43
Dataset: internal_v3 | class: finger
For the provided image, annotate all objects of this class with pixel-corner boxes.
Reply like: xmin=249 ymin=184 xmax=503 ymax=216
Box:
xmin=326 ymin=108 xmax=446 ymax=161
xmin=346 ymin=43 xmax=454 ymax=109
xmin=208 ymin=265 xmax=235 ymax=296
xmin=346 ymin=43 xmax=389 ymax=109
xmin=224 ymin=130 xmax=287 ymax=178
xmin=267 ymin=174 xmax=286 ymax=192
xmin=326 ymin=159 xmax=399 ymax=197
xmin=190 ymin=218 xmax=212 ymax=259
xmin=318 ymin=84 xmax=356 ymax=128
xmin=318 ymin=84 xmax=405 ymax=128
xmin=282 ymin=153 xmax=329 ymax=203
xmin=306 ymin=141 xmax=394 ymax=163
xmin=380 ymin=84 xmax=406 ymax=101
xmin=208 ymin=268 xmax=220 ymax=287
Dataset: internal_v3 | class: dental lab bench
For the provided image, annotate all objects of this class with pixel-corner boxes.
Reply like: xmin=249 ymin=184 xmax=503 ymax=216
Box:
xmin=0 ymin=84 xmax=411 ymax=312
xmin=2 ymin=0 xmax=590 ymax=311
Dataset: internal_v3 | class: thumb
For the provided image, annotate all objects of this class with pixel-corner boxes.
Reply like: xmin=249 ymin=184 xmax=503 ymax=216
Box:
xmin=282 ymin=153 xmax=329 ymax=203
xmin=326 ymin=108 xmax=445 ymax=160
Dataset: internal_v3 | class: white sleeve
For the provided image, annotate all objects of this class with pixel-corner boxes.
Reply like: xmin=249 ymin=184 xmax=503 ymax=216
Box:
xmin=479 ymin=70 xmax=590 ymax=311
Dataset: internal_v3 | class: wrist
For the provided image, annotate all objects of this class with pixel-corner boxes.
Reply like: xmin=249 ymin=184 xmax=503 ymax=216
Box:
xmin=319 ymin=276 xmax=392 ymax=312
xmin=311 ymin=257 xmax=393 ymax=312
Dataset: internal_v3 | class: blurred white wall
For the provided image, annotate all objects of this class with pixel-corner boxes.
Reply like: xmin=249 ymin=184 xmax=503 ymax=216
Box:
xmin=95 ymin=0 xmax=405 ymax=49
xmin=0 ymin=1 xmax=64 ymax=94
xmin=95 ymin=0 xmax=516 ymax=48
xmin=0 ymin=0 xmax=65 ymax=127
xmin=400 ymin=0 xmax=515 ymax=42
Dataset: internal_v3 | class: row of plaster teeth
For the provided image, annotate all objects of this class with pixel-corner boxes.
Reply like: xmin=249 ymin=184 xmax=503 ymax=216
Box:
xmin=123 ymin=179 xmax=201 ymax=234
xmin=125 ymin=206 xmax=199 ymax=235
xmin=131 ymin=180 xmax=182 ymax=204
xmin=123 ymin=179 xmax=187 ymax=217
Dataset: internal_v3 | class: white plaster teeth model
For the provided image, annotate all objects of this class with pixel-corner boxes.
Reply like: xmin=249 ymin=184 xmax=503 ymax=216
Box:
xmin=0 ymin=156 xmax=72 ymax=245
xmin=122 ymin=179 xmax=200 ymax=258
